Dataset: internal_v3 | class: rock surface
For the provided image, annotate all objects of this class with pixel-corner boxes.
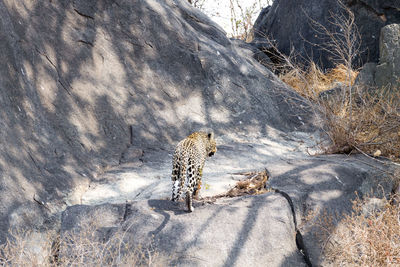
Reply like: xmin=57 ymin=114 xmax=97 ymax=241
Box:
xmin=354 ymin=24 xmax=400 ymax=92
xmin=318 ymin=83 xmax=346 ymax=101
xmin=75 ymin=132 xmax=320 ymax=206
xmin=375 ymin=23 xmax=400 ymax=90
xmin=252 ymin=0 xmax=400 ymax=69
xmin=354 ymin=62 xmax=377 ymax=87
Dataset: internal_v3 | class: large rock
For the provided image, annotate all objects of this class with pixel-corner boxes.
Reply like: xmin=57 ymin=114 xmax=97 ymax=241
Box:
xmin=354 ymin=62 xmax=377 ymax=87
xmin=0 ymin=0 xmax=313 ymax=242
xmin=60 ymin=152 xmax=393 ymax=266
xmin=252 ymin=0 xmax=400 ymax=70
xmin=354 ymin=24 xmax=400 ymax=92
xmin=375 ymin=23 xmax=400 ymax=90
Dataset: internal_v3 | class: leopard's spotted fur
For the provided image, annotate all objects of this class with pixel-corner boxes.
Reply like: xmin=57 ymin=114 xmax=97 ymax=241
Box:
xmin=171 ymin=131 xmax=217 ymax=212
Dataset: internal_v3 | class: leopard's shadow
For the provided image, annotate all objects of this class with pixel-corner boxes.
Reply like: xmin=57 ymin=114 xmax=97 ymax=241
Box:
xmin=147 ymin=199 xmax=201 ymax=215
xmin=146 ymin=199 xmax=193 ymax=236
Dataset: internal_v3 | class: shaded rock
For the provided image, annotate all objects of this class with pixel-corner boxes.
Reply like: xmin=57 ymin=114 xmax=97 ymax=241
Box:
xmin=72 ymin=0 xmax=101 ymax=19
xmin=2 ymin=0 xmax=396 ymax=265
xmin=318 ymin=82 xmax=346 ymax=101
xmin=361 ymin=197 xmax=386 ymax=217
xmin=354 ymin=62 xmax=377 ymax=87
xmin=392 ymin=179 xmax=400 ymax=206
xmin=77 ymin=132 xmax=322 ymax=206
xmin=230 ymin=39 xmax=273 ymax=70
xmin=8 ymin=203 xmax=49 ymax=230
xmin=358 ymin=170 xmax=395 ymax=199
xmin=253 ymin=6 xmax=271 ymax=31
xmin=61 ymin=203 xmax=125 ymax=231
xmin=354 ymin=24 xmax=400 ymax=92
xmin=375 ymin=23 xmax=400 ymax=90
xmin=119 ymin=147 xmax=144 ymax=164
xmin=252 ymin=0 xmax=400 ymax=70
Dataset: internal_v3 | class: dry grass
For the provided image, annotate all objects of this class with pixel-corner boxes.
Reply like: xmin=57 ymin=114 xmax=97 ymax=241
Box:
xmin=321 ymin=196 xmax=400 ymax=266
xmin=0 ymin=229 xmax=55 ymax=266
xmin=280 ymin=63 xmax=358 ymax=100
xmin=58 ymin=220 xmax=159 ymax=266
xmin=0 ymin=170 xmax=271 ymax=265
xmin=273 ymin=0 xmax=400 ymax=160
xmin=0 ymin=219 xmax=161 ymax=266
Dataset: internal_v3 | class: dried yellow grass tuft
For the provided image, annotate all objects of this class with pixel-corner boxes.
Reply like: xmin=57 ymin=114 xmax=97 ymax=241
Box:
xmin=280 ymin=63 xmax=358 ymax=100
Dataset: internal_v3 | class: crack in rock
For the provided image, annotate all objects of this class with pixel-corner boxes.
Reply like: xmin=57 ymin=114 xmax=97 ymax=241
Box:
xmin=73 ymin=8 xmax=94 ymax=20
xmin=273 ymin=188 xmax=312 ymax=267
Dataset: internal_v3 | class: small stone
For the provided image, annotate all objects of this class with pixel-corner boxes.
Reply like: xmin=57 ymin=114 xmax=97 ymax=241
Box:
xmin=361 ymin=197 xmax=386 ymax=217
xmin=373 ymin=150 xmax=382 ymax=157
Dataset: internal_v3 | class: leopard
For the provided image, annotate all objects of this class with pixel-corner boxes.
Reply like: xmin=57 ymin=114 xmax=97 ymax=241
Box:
xmin=171 ymin=131 xmax=217 ymax=212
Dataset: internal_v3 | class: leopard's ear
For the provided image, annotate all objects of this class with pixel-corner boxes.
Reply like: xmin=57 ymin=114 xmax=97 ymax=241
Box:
xmin=207 ymin=132 xmax=214 ymax=140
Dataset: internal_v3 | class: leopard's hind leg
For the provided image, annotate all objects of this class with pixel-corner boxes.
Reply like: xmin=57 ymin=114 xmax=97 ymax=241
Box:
xmin=185 ymin=159 xmax=197 ymax=212
xmin=171 ymin=154 xmax=187 ymax=201
xmin=193 ymin=166 xmax=203 ymax=199
xmin=185 ymin=191 xmax=194 ymax=212
xmin=172 ymin=157 xmax=187 ymax=202
xmin=171 ymin=162 xmax=180 ymax=202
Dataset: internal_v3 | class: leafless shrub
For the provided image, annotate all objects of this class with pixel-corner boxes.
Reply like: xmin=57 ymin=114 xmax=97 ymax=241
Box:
xmin=209 ymin=0 xmax=273 ymax=40
xmin=304 ymin=0 xmax=361 ymax=69
xmin=303 ymin=0 xmax=361 ymax=123
xmin=229 ymin=0 xmax=260 ymax=41
xmin=259 ymin=2 xmax=400 ymax=264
